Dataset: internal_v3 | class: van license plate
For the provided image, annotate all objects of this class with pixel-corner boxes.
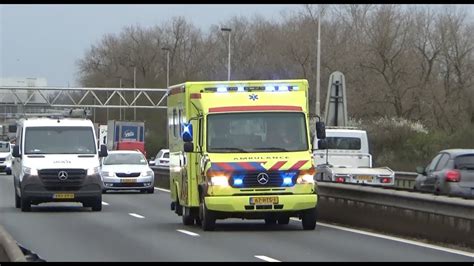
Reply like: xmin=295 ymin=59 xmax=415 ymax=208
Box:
xmin=53 ymin=193 xmax=75 ymax=199
xmin=121 ymin=178 xmax=137 ymax=183
xmin=357 ymin=175 xmax=373 ymax=181
xmin=249 ymin=196 xmax=279 ymax=205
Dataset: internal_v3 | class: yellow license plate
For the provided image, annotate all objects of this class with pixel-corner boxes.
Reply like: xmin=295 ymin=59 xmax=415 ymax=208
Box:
xmin=121 ymin=178 xmax=137 ymax=183
xmin=357 ymin=175 xmax=373 ymax=181
xmin=53 ymin=193 xmax=75 ymax=199
xmin=249 ymin=196 xmax=279 ymax=205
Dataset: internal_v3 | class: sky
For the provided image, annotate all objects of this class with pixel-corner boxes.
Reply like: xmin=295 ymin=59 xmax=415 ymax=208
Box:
xmin=0 ymin=4 xmax=301 ymax=87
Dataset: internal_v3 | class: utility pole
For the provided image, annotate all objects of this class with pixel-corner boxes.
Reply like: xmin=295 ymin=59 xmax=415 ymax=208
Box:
xmin=316 ymin=7 xmax=321 ymax=117
xmin=221 ymin=27 xmax=232 ymax=81
xmin=133 ymin=66 xmax=137 ymax=121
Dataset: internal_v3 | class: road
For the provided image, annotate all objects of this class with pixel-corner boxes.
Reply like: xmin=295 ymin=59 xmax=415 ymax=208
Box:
xmin=0 ymin=173 xmax=473 ymax=262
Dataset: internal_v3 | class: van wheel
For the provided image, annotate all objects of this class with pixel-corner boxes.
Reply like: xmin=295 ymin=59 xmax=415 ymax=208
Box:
xmin=91 ymin=196 xmax=102 ymax=212
xmin=6 ymin=169 xmax=12 ymax=175
xmin=302 ymin=207 xmax=317 ymax=230
xmin=146 ymin=188 xmax=154 ymax=194
xmin=264 ymin=217 xmax=277 ymax=225
xmin=199 ymin=201 xmax=215 ymax=231
xmin=182 ymin=207 xmax=195 ymax=225
xmin=277 ymin=216 xmax=290 ymax=225
xmin=21 ymin=196 xmax=31 ymax=212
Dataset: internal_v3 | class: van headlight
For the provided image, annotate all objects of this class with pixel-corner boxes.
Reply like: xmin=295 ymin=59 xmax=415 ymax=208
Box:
xmin=101 ymin=171 xmax=114 ymax=177
xmin=141 ymin=171 xmax=154 ymax=177
xmin=23 ymin=166 xmax=38 ymax=176
xmin=87 ymin=166 xmax=100 ymax=176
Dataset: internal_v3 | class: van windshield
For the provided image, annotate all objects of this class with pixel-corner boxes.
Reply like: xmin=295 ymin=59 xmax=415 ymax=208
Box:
xmin=0 ymin=142 xmax=10 ymax=152
xmin=24 ymin=127 xmax=96 ymax=155
xmin=207 ymin=112 xmax=308 ymax=153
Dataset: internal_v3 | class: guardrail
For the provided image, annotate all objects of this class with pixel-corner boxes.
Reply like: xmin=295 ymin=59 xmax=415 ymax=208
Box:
xmin=0 ymin=224 xmax=26 ymax=262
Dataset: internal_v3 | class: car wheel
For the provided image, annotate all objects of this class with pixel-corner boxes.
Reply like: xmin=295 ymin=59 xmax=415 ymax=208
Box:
xmin=302 ymin=207 xmax=317 ymax=230
xmin=6 ymin=169 xmax=12 ymax=175
xmin=147 ymin=188 xmax=154 ymax=194
xmin=102 ymin=189 xmax=107 ymax=194
xmin=277 ymin=216 xmax=290 ymax=225
xmin=21 ymin=196 xmax=31 ymax=212
xmin=199 ymin=201 xmax=215 ymax=231
xmin=91 ymin=196 xmax=102 ymax=212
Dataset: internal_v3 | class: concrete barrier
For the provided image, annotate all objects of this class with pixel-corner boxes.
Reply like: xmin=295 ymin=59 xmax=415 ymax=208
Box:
xmin=0 ymin=224 xmax=26 ymax=262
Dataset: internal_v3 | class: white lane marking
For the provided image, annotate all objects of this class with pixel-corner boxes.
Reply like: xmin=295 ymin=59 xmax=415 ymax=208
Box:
xmin=154 ymin=187 xmax=171 ymax=192
xmin=129 ymin=213 xmax=145 ymax=219
xmin=101 ymin=201 xmax=109 ymax=206
xmin=289 ymin=218 xmax=474 ymax=258
xmin=254 ymin=255 xmax=281 ymax=262
xmin=177 ymin=229 xmax=200 ymax=237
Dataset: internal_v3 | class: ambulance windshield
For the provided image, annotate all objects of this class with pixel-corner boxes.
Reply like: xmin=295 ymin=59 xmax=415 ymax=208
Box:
xmin=207 ymin=112 xmax=308 ymax=153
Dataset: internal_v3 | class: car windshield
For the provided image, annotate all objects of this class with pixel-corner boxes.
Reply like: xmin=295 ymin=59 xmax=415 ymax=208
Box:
xmin=325 ymin=137 xmax=361 ymax=150
xmin=207 ymin=112 xmax=308 ymax=153
xmin=0 ymin=142 xmax=10 ymax=152
xmin=24 ymin=127 xmax=96 ymax=155
xmin=103 ymin=153 xmax=147 ymax=165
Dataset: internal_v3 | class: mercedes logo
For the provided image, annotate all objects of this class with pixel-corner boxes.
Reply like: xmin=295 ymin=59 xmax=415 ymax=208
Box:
xmin=257 ymin=173 xmax=269 ymax=185
xmin=58 ymin=171 xmax=68 ymax=181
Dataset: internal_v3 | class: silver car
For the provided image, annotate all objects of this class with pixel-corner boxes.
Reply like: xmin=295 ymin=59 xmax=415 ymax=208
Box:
xmin=414 ymin=149 xmax=474 ymax=199
xmin=101 ymin=150 xmax=155 ymax=194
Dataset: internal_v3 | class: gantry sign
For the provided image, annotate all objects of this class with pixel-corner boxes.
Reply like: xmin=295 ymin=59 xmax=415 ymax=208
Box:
xmin=0 ymin=87 xmax=168 ymax=109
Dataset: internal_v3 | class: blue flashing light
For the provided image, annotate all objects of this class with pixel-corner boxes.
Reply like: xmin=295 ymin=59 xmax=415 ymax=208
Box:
xmin=217 ymin=87 xmax=227 ymax=93
xmin=292 ymin=86 xmax=299 ymax=91
xmin=237 ymin=86 xmax=245 ymax=92
xmin=278 ymin=86 xmax=289 ymax=91
xmin=283 ymin=177 xmax=293 ymax=186
xmin=233 ymin=174 xmax=245 ymax=186
xmin=265 ymin=86 xmax=276 ymax=92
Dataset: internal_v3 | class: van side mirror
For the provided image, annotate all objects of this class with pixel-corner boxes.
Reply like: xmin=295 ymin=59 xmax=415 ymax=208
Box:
xmin=416 ymin=166 xmax=426 ymax=175
xmin=99 ymin=144 xmax=108 ymax=157
xmin=181 ymin=123 xmax=193 ymax=143
xmin=12 ymin=145 xmax=21 ymax=158
xmin=316 ymin=121 xmax=326 ymax=139
xmin=318 ymin=139 xmax=328 ymax=150
xmin=184 ymin=142 xmax=194 ymax=153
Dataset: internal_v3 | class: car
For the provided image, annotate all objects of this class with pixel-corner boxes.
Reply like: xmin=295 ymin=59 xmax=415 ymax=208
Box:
xmin=414 ymin=149 xmax=474 ymax=199
xmin=149 ymin=149 xmax=169 ymax=169
xmin=0 ymin=141 xmax=12 ymax=175
xmin=101 ymin=150 xmax=155 ymax=193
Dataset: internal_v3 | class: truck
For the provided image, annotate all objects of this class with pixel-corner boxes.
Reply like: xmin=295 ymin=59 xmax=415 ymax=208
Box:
xmin=105 ymin=120 xmax=146 ymax=156
xmin=167 ymin=79 xmax=326 ymax=231
xmin=313 ymin=127 xmax=395 ymax=186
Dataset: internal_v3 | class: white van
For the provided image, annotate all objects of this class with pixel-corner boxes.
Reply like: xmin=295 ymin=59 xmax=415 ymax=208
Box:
xmin=0 ymin=141 xmax=12 ymax=175
xmin=11 ymin=115 xmax=108 ymax=212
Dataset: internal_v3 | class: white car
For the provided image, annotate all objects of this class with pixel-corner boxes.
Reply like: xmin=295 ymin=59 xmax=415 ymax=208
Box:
xmin=150 ymin=149 xmax=169 ymax=169
xmin=101 ymin=150 xmax=155 ymax=193
xmin=0 ymin=141 xmax=12 ymax=175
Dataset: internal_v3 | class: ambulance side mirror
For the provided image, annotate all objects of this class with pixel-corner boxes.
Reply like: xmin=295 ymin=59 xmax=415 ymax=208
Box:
xmin=316 ymin=121 xmax=326 ymax=139
xmin=184 ymin=142 xmax=194 ymax=153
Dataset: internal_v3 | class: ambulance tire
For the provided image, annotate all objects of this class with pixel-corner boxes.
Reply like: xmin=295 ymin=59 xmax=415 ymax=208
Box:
xmin=182 ymin=207 xmax=195 ymax=225
xmin=264 ymin=217 xmax=277 ymax=225
xmin=200 ymin=201 xmax=215 ymax=231
xmin=302 ymin=207 xmax=317 ymax=230
xmin=277 ymin=216 xmax=290 ymax=225
xmin=15 ymin=190 xmax=21 ymax=209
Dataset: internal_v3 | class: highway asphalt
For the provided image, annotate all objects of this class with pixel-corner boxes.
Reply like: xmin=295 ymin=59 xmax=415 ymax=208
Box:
xmin=0 ymin=173 xmax=473 ymax=262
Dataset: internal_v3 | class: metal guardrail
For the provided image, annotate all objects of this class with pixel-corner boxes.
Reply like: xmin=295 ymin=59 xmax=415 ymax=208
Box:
xmin=0 ymin=224 xmax=26 ymax=262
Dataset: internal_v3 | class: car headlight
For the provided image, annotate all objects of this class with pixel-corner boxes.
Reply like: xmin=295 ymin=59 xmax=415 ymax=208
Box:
xmin=23 ymin=166 xmax=38 ymax=176
xmin=209 ymin=175 xmax=229 ymax=186
xmin=141 ymin=171 xmax=154 ymax=177
xmin=87 ymin=166 xmax=100 ymax=176
xmin=101 ymin=171 xmax=114 ymax=177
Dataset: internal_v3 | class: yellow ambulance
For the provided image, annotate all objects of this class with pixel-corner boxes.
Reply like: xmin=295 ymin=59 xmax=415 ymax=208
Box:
xmin=167 ymin=80 xmax=326 ymax=231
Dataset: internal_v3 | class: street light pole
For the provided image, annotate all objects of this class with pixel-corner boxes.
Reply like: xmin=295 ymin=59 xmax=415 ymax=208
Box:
xmin=162 ymin=47 xmax=170 ymax=87
xmin=133 ymin=66 xmax=136 ymax=121
xmin=221 ymin=27 xmax=232 ymax=81
xmin=316 ymin=8 xmax=321 ymax=117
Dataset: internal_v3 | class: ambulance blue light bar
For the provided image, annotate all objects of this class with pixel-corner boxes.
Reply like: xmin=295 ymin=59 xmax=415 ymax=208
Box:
xmin=204 ymin=85 xmax=298 ymax=92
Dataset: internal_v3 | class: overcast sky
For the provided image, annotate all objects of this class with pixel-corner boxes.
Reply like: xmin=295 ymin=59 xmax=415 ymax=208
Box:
xmin=0 ymin=4 xmax=301 ymax=87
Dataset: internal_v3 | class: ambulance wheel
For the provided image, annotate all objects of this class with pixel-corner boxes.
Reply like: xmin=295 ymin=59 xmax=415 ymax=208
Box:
xmin=15 ymin=190 xmax=21 ymax=209
xmin=264 ymin=217 xmax=277 ymax=225
xmin=277 ymin=216 xmax=290 ymax=225
xmin=302 ymin=207 xmax=317 ymax=230
xmin=182 ymin=207 xmax=195 ymax=225
xmin=199 ymin=201 xmax=215 ymax=231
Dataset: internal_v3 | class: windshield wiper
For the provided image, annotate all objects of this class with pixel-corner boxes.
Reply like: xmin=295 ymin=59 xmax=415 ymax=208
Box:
xmin=210 ymin=147 xmax=249 ymax=153
xmin=252 ymin=147 xmax=290 ymax=152
xmin=25 ymin=151 xmax=46 ymax=155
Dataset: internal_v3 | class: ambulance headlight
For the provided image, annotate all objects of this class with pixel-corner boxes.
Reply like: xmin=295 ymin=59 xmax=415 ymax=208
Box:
xmin=296 ymin=168 xmax=316 ymax=184
xmin=210 ymin=175 xmax=229 ymax=186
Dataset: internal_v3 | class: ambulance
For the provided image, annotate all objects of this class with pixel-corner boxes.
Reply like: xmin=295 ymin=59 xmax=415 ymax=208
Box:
xmin=167 ymin=80 xmax=326 ymax=230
